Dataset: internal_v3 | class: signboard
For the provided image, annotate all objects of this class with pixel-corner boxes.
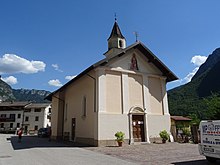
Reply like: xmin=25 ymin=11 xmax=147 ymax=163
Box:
xmin=200 ymin=121 xmax=220 ymax=146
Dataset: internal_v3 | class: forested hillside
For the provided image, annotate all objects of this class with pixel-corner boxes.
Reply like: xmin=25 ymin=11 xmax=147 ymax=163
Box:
xmin=168 ymin=48 xmax=220 ymax=122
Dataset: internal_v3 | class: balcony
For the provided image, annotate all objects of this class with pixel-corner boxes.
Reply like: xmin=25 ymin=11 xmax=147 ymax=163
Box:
xmin=0 ymin=117 xmax=16 ymax=122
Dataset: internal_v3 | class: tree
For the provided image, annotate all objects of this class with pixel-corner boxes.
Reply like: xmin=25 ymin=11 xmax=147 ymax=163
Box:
xmin=204 ymin=93 xmax=220 ymax=119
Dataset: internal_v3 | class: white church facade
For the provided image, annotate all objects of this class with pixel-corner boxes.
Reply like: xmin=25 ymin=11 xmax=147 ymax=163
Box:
xmin=46 ymin=20 xmax=178 ymax=146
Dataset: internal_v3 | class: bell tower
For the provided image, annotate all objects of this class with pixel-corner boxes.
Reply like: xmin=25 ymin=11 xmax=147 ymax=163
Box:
xmin=104 ymin=19 xmax=126 ymax=58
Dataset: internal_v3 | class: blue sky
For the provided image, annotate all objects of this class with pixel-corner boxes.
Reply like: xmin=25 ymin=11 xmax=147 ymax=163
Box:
xmin=1 ymin=0 xmax=220 ymax=92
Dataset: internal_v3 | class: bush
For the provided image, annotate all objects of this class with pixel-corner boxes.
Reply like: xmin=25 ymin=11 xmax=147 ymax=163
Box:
xmin=182 ymin=128 xmax=191 ymax=136
xmin=159 ymin=130 xmax=169 ymax=141
xmin=115 ymin=131 xmax=125 ymax=142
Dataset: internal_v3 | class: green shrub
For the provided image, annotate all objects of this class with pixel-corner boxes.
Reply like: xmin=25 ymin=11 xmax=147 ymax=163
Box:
xmin=182 ymin=128 xmax=191 ymax=136
xmin=115 ymin=131 xmax=125 ymax=142
xmin=159 ymin=130 xmax=169 ymax=141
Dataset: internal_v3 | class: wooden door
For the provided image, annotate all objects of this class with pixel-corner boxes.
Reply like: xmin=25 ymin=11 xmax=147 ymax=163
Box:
xmin=132 ymin=115 xmax=145 ymax=142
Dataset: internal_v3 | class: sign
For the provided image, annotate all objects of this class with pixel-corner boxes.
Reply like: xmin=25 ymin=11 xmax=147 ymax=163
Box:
xmin=200 ymin=121 xmax=220 ymax=146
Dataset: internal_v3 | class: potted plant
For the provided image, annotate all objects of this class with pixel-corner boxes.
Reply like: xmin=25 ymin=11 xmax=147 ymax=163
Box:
xmin=159 ymin=130 xmax=169 ymax=143
xmin=115 ymin=131 xmax=125 ymax=147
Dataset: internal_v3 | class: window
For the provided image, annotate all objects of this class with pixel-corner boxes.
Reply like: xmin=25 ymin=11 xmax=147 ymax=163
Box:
xmin=25 ymin=109 xmax=31 ymax=112
xmin=0 ymin=114 xmax=6 ymax=118
xmin=48 ymin=108 xmax=51 ymax=113
xmin=119 ymin=40 xmax=123 ymax=48
xmin=10 ymin=123 xmax=13 ymax=128
xmin=34 ymin=108 xmax=41 ymax=112
xmin=82 ymin=96 xmax=87 ymax=117
xmin=35 ymin=116 xmax=39 ymax=121
xmin=34 ymin=125 xmax=38 ymax=130
xmin=0 ymin=123 xmax=4 ymax=128
xmin=17 ymin=123 xmax=20 ymax=128
xmin=17 ymin=114 xmax=21 ymax=118
xmin=25 ymin=116 xmax=29 ymax=121
xmin=10 ymin=114 xmax=15 ymax=119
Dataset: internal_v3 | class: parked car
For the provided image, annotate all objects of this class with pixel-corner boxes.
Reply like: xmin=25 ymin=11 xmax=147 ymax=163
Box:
xmin=38 ymin=127 xmax=51 ymax=137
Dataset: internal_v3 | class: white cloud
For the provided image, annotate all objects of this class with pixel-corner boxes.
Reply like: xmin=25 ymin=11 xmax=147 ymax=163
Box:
xmin=171 ymin=55 xmax=207 ymax=88
xmin=183 ymin=55 xmax=207 ymax=82
xmin=1 ymin=76 xmax=18 ymax=85
xmin=181 ymin=67 xmax=199 ymax=84
xmin=65 ymin=75 xmax=76 ymax=80
xmin=0 ymin=54 xmax=46 ymax=74
xmin=48 ymin=79 xmax=62 ymax=87
xmin=191 ymin=55 xmax=207 ymax=66
xmin=52 ymin=64 xmax=63 ymax=72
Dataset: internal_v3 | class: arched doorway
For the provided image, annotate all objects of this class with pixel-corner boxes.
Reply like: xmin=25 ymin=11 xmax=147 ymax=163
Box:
xmin=129 ymin=107 xmax=146 ymax=143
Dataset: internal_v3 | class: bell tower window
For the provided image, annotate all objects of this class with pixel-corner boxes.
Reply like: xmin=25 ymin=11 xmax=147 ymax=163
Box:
xmin=119 ymin=40 xmax=123 ymax=48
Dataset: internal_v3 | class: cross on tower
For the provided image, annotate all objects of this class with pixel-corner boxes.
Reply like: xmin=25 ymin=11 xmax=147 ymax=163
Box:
xmin=114 ymin=13 xmax=117 ymax=21
xmin=133 ymin=31 xmax=139 ymax=42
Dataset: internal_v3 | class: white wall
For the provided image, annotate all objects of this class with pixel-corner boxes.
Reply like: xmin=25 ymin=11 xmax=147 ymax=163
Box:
xmin=98 ymin=113 xmax=129 ymax=140
xmin=147 ymin=114 xmax=171 ymax=139
xmin=23 ymin=104 xmax=51 ymax=132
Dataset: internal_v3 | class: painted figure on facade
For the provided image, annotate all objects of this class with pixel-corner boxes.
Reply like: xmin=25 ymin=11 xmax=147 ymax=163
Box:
xmin=130 ymin=54 xmax=139 ymax=70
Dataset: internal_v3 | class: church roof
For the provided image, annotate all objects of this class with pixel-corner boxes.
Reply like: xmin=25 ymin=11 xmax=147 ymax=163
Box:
xmin=108 ymin=21 xmax=125 ymax=40
xmin=45 ymin=42 xmax=178 ymax=101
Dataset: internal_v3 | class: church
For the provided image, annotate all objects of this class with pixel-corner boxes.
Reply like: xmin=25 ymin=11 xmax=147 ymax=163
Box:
xmin=46 ymin=20 xmax=178 ymax=146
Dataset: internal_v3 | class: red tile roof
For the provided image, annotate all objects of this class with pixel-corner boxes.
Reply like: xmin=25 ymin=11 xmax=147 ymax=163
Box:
xmin=171 ymin=116 xmax=192 ymax=121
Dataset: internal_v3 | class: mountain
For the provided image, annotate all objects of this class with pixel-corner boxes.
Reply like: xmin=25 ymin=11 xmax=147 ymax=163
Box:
xmin=13 ymin=88 xmax=51 ymax=103
xmin=192 ymin=48 xmax=220 ymax=80
xmin=0 ymin=79 xmax=16 ymax=101
xmin=168 ymin=48 xmax=220 ymax=120
xmin=0 ymin=79 xmax=51 ymax=102
xmin=197 ymin=59 xmax=220 ymax=97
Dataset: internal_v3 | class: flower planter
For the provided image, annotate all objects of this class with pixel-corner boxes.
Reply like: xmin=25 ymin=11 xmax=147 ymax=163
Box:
xmin=115 ymin=131 xmax=125 ymax=147
xmin=162 ymin=139 xmax=166 ymax=143
xmin=159 ymin=130 xmax=169 ymax=144
xmin=117 ymin=141 xmax=123 ymax=147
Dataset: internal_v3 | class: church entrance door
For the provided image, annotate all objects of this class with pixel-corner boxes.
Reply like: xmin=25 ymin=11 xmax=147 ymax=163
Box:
xmin=132 ymin=115 xmax=145 ymax=142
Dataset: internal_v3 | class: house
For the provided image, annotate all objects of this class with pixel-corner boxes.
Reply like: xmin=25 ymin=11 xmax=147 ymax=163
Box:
xmin=46 ymin=20 xmax=178 ymax=146
xmin=23 ymin=103 xmax=51 ymax=134
xmin=0 ymin=101 xmax=30 ymax=133
xmin=0 ymin=101 xmax=51 ymax=134
xmin=170 ymin=116 xmax=192 ymax=141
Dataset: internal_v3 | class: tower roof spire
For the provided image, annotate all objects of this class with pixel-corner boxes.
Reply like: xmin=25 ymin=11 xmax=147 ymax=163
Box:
xmin=108 ymin=19 xmax=125 ymax=40
xmin=105 ymin=17 xmax=126 ymax=57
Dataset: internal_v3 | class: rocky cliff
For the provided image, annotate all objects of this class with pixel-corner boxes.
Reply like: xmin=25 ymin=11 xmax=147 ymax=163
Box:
xmin=0 ymin=79 xmax=50 ymax=102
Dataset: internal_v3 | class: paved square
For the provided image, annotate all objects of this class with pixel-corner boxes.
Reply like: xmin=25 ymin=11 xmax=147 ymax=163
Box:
xmin=0 ymin=134 xmax=219 ymax=165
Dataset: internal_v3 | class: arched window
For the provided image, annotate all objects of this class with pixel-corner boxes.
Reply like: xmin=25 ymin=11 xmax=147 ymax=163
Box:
xmin=119 ymin=40 xmax=123 ymax=48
